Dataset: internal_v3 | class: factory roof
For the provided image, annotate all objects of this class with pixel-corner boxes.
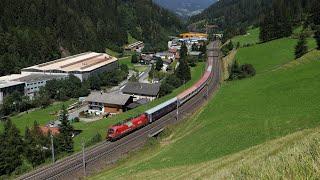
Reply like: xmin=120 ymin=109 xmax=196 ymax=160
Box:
xmin=14 ymin=74 xmax=67 ymax=83
xmin=0 ymin=80 xmax=25 ymax=89
xmin=22 ymin=52 xmax=118 ymax=73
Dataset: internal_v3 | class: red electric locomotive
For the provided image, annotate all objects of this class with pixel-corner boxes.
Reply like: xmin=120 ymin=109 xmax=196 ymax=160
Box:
xmin=107 ymin=114 xmax=149 ymax=141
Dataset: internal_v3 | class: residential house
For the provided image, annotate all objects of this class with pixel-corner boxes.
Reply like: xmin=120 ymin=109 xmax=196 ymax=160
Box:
xmin=86 ymin=92 xmax=133 ymax=115
xmin=122 ymin=82 xmax=160 ymax=101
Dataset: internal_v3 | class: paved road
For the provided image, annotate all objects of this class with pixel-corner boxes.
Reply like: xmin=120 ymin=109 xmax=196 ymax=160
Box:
xmin=68 ymin=105 xmax=88 ymax=120
xmin=138 ymin=65 xmax=151 ymax=83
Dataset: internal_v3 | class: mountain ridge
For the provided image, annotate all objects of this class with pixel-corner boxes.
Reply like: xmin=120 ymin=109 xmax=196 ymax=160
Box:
xmin=154 ymin=0 xmax=217 ymax=18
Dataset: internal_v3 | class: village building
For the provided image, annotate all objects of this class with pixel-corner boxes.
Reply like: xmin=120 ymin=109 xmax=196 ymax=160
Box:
xmin=179 ymin=32 xmax=208 ymax=39
xmin=125 ymin=41 xmax=144 ymax=52
xmin=139 ymin=53 xmax=156 ymax=65
xmin=86 ymin=92 xmax=133 ymax=115
xmin=39 ymin=126 xmax=60 ymax=136
xmin=155 ymin=51 xmax=176 ymax=61
xmin=122 ymin=82 xmax=160 ymax=101
xmin=189 ymin=51 xmax=203 ymax=56
xmin=127 ymin=98 xmax=149 ymax=110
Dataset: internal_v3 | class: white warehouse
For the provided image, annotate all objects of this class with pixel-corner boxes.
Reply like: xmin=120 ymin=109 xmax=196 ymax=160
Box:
xmin=21 ymin=52 xmax=119 ymax=81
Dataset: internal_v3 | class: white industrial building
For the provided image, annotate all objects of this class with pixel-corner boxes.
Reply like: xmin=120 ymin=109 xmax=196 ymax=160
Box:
xmin=0 ymin=80 xmax=25 ymax=104
xmin=14 ymin=74 xmax=67 ymax=99
xmin=21 ymin=52 xmax=118 ymax=81
xmin=0 ymin=52 xmax=118 ymax=104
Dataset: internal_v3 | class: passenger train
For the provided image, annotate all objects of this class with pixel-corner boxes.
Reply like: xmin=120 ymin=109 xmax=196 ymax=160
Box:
xmin=107 ymin=43 xmax=218 ymax=141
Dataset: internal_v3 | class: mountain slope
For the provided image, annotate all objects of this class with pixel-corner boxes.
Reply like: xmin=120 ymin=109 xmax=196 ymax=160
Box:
xmin=0 ymin=0 xmax=182 ymax=76
xmin=91 ymin=31 xmax=320 ymax=179
xmin=190 ymin=0 xmax=316 ymax=38
xmin=154 ymin=0 xmax=217 ymax=17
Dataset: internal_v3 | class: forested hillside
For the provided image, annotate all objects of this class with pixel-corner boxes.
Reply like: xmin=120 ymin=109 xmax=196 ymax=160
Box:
xmin=0 ymin=0 xmax=182 ymax=76
xmin=190 ymin=0 xmax=317 ymax=39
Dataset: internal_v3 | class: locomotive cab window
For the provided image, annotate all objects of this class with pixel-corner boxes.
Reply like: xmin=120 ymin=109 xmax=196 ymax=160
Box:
xmin=108 ymin=129 xmax=114 ymax=134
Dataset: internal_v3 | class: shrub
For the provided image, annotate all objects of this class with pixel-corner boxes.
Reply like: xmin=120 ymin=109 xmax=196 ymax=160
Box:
xmin=85 ymin=133 xmax=102 ymax=147
xmin=229 ymin=61 xmax=256 ymax=80
xmin=159 ymin=82 xmax=174 ymax=97
xmin=131 ymin=54 xmax=139 ymax=63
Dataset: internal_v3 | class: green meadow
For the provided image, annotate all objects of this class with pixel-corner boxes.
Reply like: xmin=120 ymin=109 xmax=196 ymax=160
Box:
xmin=0 ymin=100 xmax=75 ymax=133
xmin=232 ymin=27 xmax=260 ymax=46
xmin=91 ymin=32 xmax=320 ymax=178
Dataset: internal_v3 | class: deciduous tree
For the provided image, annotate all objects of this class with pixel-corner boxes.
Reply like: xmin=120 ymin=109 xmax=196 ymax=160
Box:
xmin=295 ymin=34 xmax=308 ymax=59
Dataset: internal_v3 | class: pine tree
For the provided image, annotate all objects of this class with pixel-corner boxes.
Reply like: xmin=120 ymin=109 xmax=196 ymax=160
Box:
xmin=149 ymin=64 xmax=155 ymax=80
xmin=175 ymin=59 xmax=191 ymax=82
xmin=24 ymin=121 xmax=48 ymax=167
xmin=56 ymin=105 xmax=74 ymax=153
xmin=295 ymin=34 xmax=308 ymax=59
xmin=155 ymin=57 xmax=163 ymax=71
xmin=180 ymin=43 xmax=188 ymax=60
xmin=0 ymin=119 xmax=23 ymax=175
xmin=131 ymin=54 xmax=138 ymax=64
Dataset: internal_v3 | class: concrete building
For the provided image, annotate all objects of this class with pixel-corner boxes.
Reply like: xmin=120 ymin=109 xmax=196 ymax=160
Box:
xmin=0 ymin=80 xmax=25 ymax=104
xmin=13 ymin=74 xmax=67 ymax=99
xmin=0 ymin=73 xmax=67 ymax=100
xmin=21 ymin=52 xmax=118 ymax=81
xmin=122 ymin=82 xmax=160 ymax=101
xmin=86 ymin=92 xmax=133 ymax=115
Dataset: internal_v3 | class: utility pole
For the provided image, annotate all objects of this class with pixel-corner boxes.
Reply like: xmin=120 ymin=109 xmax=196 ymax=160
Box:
xmin=176 ymin=100 xmax=179 ymax=121
xmin=82 ymin=139 xmax=86 ymax=177
xmin=51 ymin=134 xmax=55 ymax=163
xmin=206 ymin=83 xmax=209 ymax=99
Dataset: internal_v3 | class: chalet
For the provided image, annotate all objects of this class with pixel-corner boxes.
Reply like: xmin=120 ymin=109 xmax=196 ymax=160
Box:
xmin=122 ymin=82 xmax=160 ymax=101
xmin=140 ymin=54 xmax=155 ymax=65
xmin=86 ymin=92 xmax=133 ymax=115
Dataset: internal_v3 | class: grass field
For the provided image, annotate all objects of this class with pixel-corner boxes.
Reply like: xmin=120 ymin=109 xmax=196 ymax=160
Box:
xmin=118 ymin=56 xmax=133 ymax=68
xmin=91 ymin=34 xmax=320 ymax=178
xmin=93 ymin=127 xmax=320 ymax=179
xmin=232 ymin=28 xmax=260 ymax=46
xmin=0 ymin=100 xmax=75 ymax=133
xmin=128 ymin=33 xmax=138 ymax=44
xmin=236 ymin=37 xmax=317 ymax=73
xmin=106 ymin=48 xmax=121 ymax=57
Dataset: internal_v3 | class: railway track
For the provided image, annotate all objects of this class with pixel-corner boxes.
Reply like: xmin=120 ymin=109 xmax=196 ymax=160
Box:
xmin=19 ymin=40 xmax=222 ymax=180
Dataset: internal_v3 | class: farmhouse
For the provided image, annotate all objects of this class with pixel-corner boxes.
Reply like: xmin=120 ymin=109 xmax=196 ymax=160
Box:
xmin=122 ymin=82 xmax=160 ymax=101
xmin=86 ymin=92 xmax=133 ymax=115
xmin=21 ymin=52 xmax=118 ymax=81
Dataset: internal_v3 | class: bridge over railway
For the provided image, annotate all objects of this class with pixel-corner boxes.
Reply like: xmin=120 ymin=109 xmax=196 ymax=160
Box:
xmin=19 ymin=40 xmax=222 ymax=180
